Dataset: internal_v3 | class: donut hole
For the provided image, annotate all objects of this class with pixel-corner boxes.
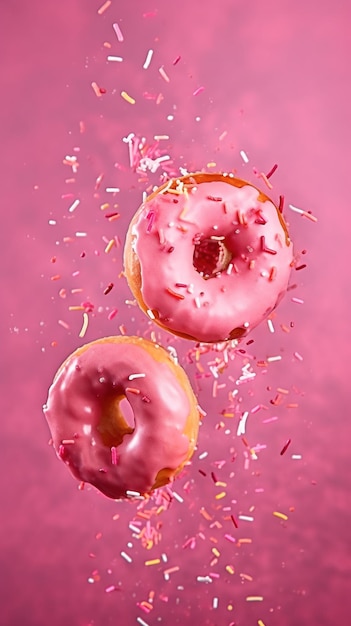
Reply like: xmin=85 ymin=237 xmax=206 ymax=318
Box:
xmin=193 ymin=237 xmax=232 ymax=279
xmin=98 ymin=395 xmax=135 ymax=446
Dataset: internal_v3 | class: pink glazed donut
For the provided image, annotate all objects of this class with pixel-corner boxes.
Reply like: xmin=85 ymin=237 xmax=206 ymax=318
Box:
xmin=43 ymin=336 xmax=199 ymax=499
xmin=124 ymin=172 xmax=293 ymax=343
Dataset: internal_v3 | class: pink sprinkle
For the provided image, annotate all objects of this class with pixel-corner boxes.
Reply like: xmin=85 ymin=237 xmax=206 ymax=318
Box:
xmin=146 ymin=211 xmax=155 ymax=233
xmin=173 ymin=55 xmax=181 ymax=65
xmin=291 ymin=297 xmax=304 ymax=304
xmin=261 ymin=236 xmax=277 ymax=255
xmin=108 ymin=308 xmax=118 ymax=320
xmin=250 ymin=405 xmax=262 ymax=414
xmin=294 ymin=351 xmax=304 ymax=361
xmin=224 ymin=534 xmax=236 ymax=543
xmin=113 ymin=22 xmax=124 ymax=42
xmin=105 ymin=585 xmax=116 ymax=593
xmin=193 ymin=86 xmax=205 ymax=96
xmin=262 ymin=416 xmax=278 ymax=424
xmin=111 ymin=447 xmax=118 ymax=465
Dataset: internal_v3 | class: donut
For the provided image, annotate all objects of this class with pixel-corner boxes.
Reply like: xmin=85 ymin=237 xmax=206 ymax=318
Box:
xmin=124 ymin=172 xmax=293 ymax=343
xmin=43 ymin=336 xmax=199 ymax=500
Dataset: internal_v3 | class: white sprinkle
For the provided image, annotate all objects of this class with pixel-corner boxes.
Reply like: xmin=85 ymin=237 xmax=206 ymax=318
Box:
xmin=226 ymin=263 xmax=233 ymax=275
xmin=167 ymin=115 xmax=174 ymax=121
xmin=161 ymin=553 xmax=168 ymax=562
xmin=212 ymin=597 xmax=219 ymax=609
xmin=128 ymin=373 xmax=146 ymax=380
xmin=147 ymin=309 xmax=155 ymax=320
xmin=143 ymin=49 xmax=154 ymax=69
xmin=154 ymin=135 xmax=169 ymax=140
xmin=292 ymin=454 xmax=302 ymax=460
xmin=105 ymin=187 xmax=120 ymax=193
xmin=238 ymin=515 xmax=254 ymax=522
xmin=198 ymin=451 xmax=208 ymax=460
xmin=120 ymin=551 xmax=132 ymax=563
xmin=237 ymin=411 xmax=249 ymax=436
xmin=291 ymin=297 xmax=304 ymax=304
xmin=123 ymin=132 xmax=135 ymax=143
xmin=171 ymin=491 xmax=184 ymax=503
xmin=107 ymin=55 xmax=123 ymax=62
xmin=79 ymin=312 xmax=89 ymax=338
xmin=197 ymin=576 xmax=212 ymax=583
xmin=267 ymin=355 xmax=282 ymax=362
xmin=136 ymin=618 xmax=149 ymax=626
xmin=129 ymin=523 xmax=141 ymax=534
xmin=48 ymin=219 xmax=56 ymax=226
xmin=68 ymin=199 xmax=80 ymax=213
xmin=126 ymin=490 xmax=142 ymax=497
xmin=240 ymin=149 xmax=249 ymax=163
xmin=112 ymin=22 xmax=124 ymax=42
xmin=267 ymin=318 xmax=275 ymax=333
xmin=288 ymin=203 xmax=305 ymax=214
xmin=75 ymin=232 xmax=87 ymax=237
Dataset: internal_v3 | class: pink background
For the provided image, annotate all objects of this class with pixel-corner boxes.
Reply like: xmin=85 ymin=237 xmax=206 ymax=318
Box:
xmin=1 ymin=1 xmax=350 ymax=625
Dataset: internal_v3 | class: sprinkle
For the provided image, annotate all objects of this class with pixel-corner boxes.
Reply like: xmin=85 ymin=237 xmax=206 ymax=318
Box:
xmin=158 ymin=66 xmax=170 ymax=83
xmin=292 ymin=454 xmax=302 ymax=460
xmin=219 ymin=130 xmax=228 ymax=141
xmin=238 ymin=515 xmax=254 ymax=522
xmin=172 ymin=491 xmax=184 ymax=503
xmin=267 ymin=355 xmax=282 ymax=363
xmin=136 ymin=618 xmax=149 ymax=626
xmin=78 ymin=312 xmax=89 ymax=338
xmin=164 ymin=566 xmax=180 ymax=576
xmin=261 ymin=236 xmax=277 ymax=255
xmin=295 ymin=263 xmax=307 ymax=271
xmin=143 ymin=49 xmax=154 ymax=69
xmin=105 ymin=187 xmax=120 ymax=193
xmin=267 ymin=319 xmax=275 ymax=333
xmin=273 ymin=511 xmax=288 ymax=521
xmin=258 ymin=621 xmax=266 ymax=626
xmin=104 ymin=282 xmax=114 ymax=295
xmin=269 ymin=266 xmax=277 ymax=281
xmin=166 ymin=287 xmax=185 ymax=300
xmin=280 ymin=438 xmax=292 ymax=455
xmin=246 ymin=596 xmax=264 ymax=602
xmin=120 ymin=551 xmax=132 ymax=563
xmin=121 ymin=91 xmax=135 ymax=104
xmin=113 ymin=22 xmax=124 ymax=42
xmin=97 ymin=0 xmax=111 ymax=14
xmin=58 ymin=319 xmax=70 ymax=330
xmin=61 ymin=439 xmax=75 ymax=445
xmin=129 ymin=373 xmax=146 ymax=380
xmin=266 ymin=163 xmax=278 ymax=179
xmin=193 ymin=86 xmax=205 ymax=96
xmin=291 ymin=297 xmax=304 ymax=304
xmin=240 ymin=150 xmax=249 ymax=163
xmin=68 ymin=199 xmax=80 ymax=213
xmin=125 ymin=387 xmax=140 ymax=395
xmin=212 ymin=597 xmax=219 ymax=609
xmin=108 ymin=309 xmax=118 ymax=320
xmin=215 ymin=492 xmax=226 ymax=500
xmin=107 ymin=55 xmax=123 ymax=62
xmin=105 ymin=239 xmax=116 ymax=254
xmin=198 ymin=451 xmax=208 ymax=460
xmin=231 ymin=515 xmax=239 ymax=529
xmin=294 ymin=351 xmax=303 ymax=361
xmin=226 ymin=565 xmax=235 ymax=574
xmin=91 ymin=82 xmax=104 ymax=97
xmin=197 ymin=576 xmax=213 ymax=584
xmin=105 ymin=585 xmax=117 ymax=593
xmin=111 ymin=447 xmax=117 ymax=465
xmin=75 ymin=231 xmax=87 ymax=237
xmin=173 ymin=55 xmax=181 ymax=65
xmin=145 ymin=559 xmax=161 ymax=566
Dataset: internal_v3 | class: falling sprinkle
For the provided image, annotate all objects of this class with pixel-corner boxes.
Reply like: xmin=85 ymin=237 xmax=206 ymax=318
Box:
xmin=121 ymin=91 xmax=135 ymax=104
xmin=280 ymin=438 xmax=292 ymax=455
xmin=240 ymin=150 xmax=249 ymax=163
xmin=143 ymin=49 xmax=154 ymax=70
xmin=68 ymin=199 xmax=80 ymax=213
xmin=78 ymin=312 xmax=89 ymax=338
xmin=266 ymin=163 xmax=278 ymax=179
xmin=91 ymin=82 xmax=105 ymax=97
xmin=104 ymin=282 xmax=114 ymax=295
xmin=173 ymin=55 xmax=181 ymax=65
xmin=97 ymin=0 xmax=111 ymax=14
xmin=107 ymin=55 xmax=123 ymax=62
xmin=193 ymin=86 xmax=205 ymax=96
xmin=145 ymin=559 xmax=161 ymax=566
xmin=246 ymin=596 xmax=264 ymax=602
xmin=158 ymin=66 xmax=170 ymax=82
xmin=113 ymin=22 xmax=124 ymax=42
xmin=273 ymin=511 xmax=289 ymax=521
xmin=120 ymin=551 xmax=132 ymax=563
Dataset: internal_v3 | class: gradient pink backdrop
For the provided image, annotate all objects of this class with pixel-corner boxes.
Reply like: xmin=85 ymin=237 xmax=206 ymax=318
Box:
xmin=1 ymin=1 xmax=350 ymax=625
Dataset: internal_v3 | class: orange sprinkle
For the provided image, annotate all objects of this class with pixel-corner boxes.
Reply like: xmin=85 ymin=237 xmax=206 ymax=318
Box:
xmin=215 ymin=491 xmax=226 ymax=500
xmin=91 ymin=81 xmax=103 ymax=97
xmin=200 ymin=507 xmax=213 ymax=521
xmin=125 ymin=387 xmax=140 ymax=395
xmin=238 ymin=538 xmax=252 ymax=545
xmin=240 ymin=573 xmax=253 ymax=582
xmin=273 ymin=511 xmax=288 ymax=521
xmin=50 ymin=274 xmax=61 ymax=281
xmin=212 ymin=548 xmax=220 ymax=558
xmin=105 ymin=239 xmax=116 ymax=254
xmin=164 ymin=566 xmax=180 ymax=575
xmin=166 ymin=287 xmax=185 ymax=300
xmin=121 ymin=91 xmax=136 ymax=104
xmin=246 ymin=596 xmax=263 ymax=602
xmin=69 ymin=306 xmax=85 ymax=311
xmin=97 ymin=0 xmax=111 ymax=14
xmin=258 ymin=620 xmax=266 ymax=626
xmin=226 ymin=565 xmax=235 ymax=574
xmin=269 ymin=266 xmax=277 ymax=281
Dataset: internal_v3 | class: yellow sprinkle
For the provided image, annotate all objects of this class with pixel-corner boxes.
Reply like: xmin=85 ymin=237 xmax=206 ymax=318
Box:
xmin=273 ymin=511 xmax=288 ymax=521
xmin=225 ymin=565 xmax=235 ymax=575
xmin=68 ymin=306 xmax=85 ymax=311
xmin=207 ymin=162 xmax=217 ymax=168
xmin=212 ymin=548 xmax=220 ymax=558
xmin=145 ymin=558 xmax=161 ymax=566
xmin=215 ymin=491 xmax=226 ymax=500
xmin=246 ymin=596 xmax=264 ymax=602
xmin=121 ymin=91 xmax=136 ymax=104
xmin=223 ymin=412 xmax=234 ymax=417
xmin=258 ymin=620 xmax=266 ymax=626
xmin=105 ymin=239 xmax=116 ymax=254
xmin=100 ymin=203 xmax=110 ymax=211
xmin=78 ymin=312 xmax=89 ymax=338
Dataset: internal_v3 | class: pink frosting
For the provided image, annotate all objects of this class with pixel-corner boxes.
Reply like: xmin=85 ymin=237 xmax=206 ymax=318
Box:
xmin=43 ymin=337 xmax=196 ymax=499
xmin=131 ymin=176 xmax=293 ymax=342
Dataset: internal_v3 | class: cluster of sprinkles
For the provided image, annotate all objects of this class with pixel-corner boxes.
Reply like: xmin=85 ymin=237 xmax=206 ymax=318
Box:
xmin=44 ymin=4 xmax=318 ymax=624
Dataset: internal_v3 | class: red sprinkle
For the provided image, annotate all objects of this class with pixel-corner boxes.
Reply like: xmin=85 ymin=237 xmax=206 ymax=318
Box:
xmin=261 ymin=236 xmax=277 ymax=255
xmin=104 ymin=282 xmax=114 ymax=295
xmin=173 ymin=55 xmax=181 ymax=65
xmin=266 ymin=163 xmax=278 ymax=179
xmin=280 ymin=438 xmax=292 ymax=456
xmin=231 ymin=514 xmax=239 ymax=529
xmin=278 ymin=195 xmax=285 ymax=213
